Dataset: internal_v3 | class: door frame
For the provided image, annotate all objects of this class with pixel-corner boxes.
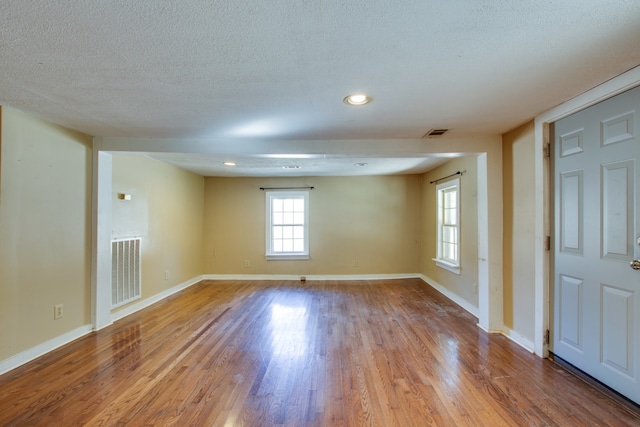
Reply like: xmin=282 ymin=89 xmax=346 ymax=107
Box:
xmin=534 ymin=65 xmax=640 ymax=357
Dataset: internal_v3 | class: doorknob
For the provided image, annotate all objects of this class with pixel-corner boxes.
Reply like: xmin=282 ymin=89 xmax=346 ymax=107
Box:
xmin=630 ymin=260 xmax=640 ymax=270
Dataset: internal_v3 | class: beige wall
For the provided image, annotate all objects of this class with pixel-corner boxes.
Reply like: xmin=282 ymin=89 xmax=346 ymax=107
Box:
xmin=0 ymin=107 xmax=93 ymax=361
xmin=502 ymin=121 xmax=535 ymax=341
xmin=421 ymin=157 xmax=479 ymax=308
xmin=204 ymin=175 xmax=422 ymax=275
xmin=112 ymin=155 xmax=204 ymax=308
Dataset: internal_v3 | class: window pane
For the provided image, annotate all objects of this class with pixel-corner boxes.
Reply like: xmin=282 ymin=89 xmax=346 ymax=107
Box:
xmin=283 ymin=212 xmax=294 ymax=224
xmin=267 ymin=191 xmax=309 ymax=257
xmin=442 ymin=226 xmax=457 ymax=244
xmin=293 ymin=198 xmax=304 ymax=211
xmin=444 ymin=207 xmax=456 ymax=225
xmin=435 ymin=181 xmax=459 ymax=267
xmin=444 ymin=189 xmax=457 ymax=208
xmin=443 ymin=242 xmax=457 ymax=261
xmin=442 ymin=242 xmax=450 ymax=259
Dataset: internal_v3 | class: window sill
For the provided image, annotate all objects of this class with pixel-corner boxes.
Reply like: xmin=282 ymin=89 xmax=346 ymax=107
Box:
xmin=433 ymin=258 xmax=461 ymax=275
xmin=266 ymin=254 xmax=310 ymax=261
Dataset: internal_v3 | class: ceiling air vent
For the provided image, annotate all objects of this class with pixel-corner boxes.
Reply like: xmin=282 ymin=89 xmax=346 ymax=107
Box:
xmin=422 ymin=129 xmax=449 ymax=138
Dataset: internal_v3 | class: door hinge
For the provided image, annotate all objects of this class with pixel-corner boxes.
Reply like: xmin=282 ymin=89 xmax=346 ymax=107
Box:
xmin=545 ymin=235 xmax=551 ymax=251
xmin=544 ymin=143 xmax=551 ymax=158
xmin=544 ymin=329 xmax=550 ymax=345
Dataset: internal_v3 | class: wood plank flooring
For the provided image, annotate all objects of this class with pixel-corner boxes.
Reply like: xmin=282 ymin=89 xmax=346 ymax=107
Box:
xmin=1 ymin=278 xmax=638 ymax=426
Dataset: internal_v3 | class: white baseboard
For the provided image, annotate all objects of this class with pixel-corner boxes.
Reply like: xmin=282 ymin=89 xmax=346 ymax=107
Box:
xmin=476 ymin=322 xmax=504 ymax=335
xmin=0 ymin=273 xmax=536 ymax=377
xmin=202 ymin=273 xmax=421 ymax=281
xmin=0 ymin=324 xmax=93 ymax=376
xmin=419 ymin=274 xmax=535 ymax=352
xmin=502 ymin=328 xmax=535 ymax=353
xmin=0 ymin=275 xmax=206 ymax=376
xmin=111 ymin=275 xmax=205 ymax=322
xmin=419 ymin=274 xmax=479 ymax=317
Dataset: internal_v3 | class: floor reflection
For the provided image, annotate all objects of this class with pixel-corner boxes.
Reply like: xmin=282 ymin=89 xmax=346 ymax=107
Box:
xmin=270 ymin=302 xmax=308 ymax=357
xmin=444 ymin=336 xmax=459 ymax=374
xmin=111 ymin=324 xmax=141 ymax=365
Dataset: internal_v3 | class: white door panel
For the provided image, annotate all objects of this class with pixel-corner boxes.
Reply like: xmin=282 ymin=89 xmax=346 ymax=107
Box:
xmin=553 ymin=85 xmax=640 ymax=404
xmin=601 ymin=284 xmax=634 ymax=377
xmin=559 ymin=170 xmax=583 ymax=255
xmin=601 ymin=160 xmax=634 ymax=261
xmin=558 ymin=274 xmax=583 ymax=351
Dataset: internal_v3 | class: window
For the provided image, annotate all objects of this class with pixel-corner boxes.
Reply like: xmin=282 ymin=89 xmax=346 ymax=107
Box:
xmin=265 ymin=190 xmax=309 ymax=260
xmin=434 ymin=178 xmax=460 ymax=274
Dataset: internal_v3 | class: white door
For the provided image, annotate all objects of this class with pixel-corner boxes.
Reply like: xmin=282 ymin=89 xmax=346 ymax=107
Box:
xmin=553 ymin=85 xmax=640 ymax=405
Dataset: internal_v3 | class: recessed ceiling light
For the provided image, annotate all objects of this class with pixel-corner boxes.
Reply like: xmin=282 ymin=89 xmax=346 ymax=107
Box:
xmin=282 ymin=165 xmax=301 ymax=169
xmin=343 ymin=94 xmax=372 ymax=106
xmin=355 ymin=163 xmax=368 ymax=167
xmin=223 ymin=162 xmax=236 ymax=166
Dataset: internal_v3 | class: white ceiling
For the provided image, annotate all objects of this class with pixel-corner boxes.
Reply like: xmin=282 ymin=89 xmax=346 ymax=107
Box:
xmin=1 ymin=0 xmax=640 ymax=176
xmin=146 ymin=152 xmax=450 ymax=177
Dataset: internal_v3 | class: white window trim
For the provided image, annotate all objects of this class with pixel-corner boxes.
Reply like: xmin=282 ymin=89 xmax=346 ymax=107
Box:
xmin=433 ymin=178 xmax=461 ymax=274
xmin=434 ymin=258 xmax=460 ymax=274
xmin=265 ymin=190 xmax=310 ymax=260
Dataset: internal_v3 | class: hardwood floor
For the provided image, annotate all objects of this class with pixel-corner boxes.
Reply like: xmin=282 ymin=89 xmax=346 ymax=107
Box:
xmin=1 ymin=278 xmax=638 ymax=426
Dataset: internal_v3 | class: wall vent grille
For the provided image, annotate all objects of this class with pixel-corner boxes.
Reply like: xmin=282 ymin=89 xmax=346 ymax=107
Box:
xmin=422 ymin=129 xmax=449 ymax=138
xmin=111 ymin=237 xmax=141 ymax=309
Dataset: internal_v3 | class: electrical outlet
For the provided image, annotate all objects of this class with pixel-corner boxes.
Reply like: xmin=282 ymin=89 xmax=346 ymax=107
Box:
xmin=54 ymin=304 xmax=63 ymax=320
xmin=353 ymin=260 xmax=359 ymax=267
xmin=165 ymin=271 xmax=169 ymax=281
xmin=244 ymin=260 xmax=250 ymax=268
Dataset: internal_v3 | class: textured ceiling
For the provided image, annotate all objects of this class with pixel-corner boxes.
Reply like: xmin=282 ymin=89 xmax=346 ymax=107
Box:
xmin=1 ymin=0 xmax=640 ymax=176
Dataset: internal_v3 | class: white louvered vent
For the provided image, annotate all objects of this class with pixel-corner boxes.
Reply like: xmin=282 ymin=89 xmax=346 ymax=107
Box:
xmin=422 ymin=128 xmax=449 ymax=138
xmin=111 ymin=237 xmax=141 ymax=308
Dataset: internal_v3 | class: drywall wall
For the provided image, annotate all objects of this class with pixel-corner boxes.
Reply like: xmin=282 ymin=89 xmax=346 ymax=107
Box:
xmin=204 ymin=175 xmax=422 ymax=275
xmin=0 ymin=106 xmax=92 ymax=361
xmin=111 ymin=154 xmax=205 ymax=309
xmin=502 ymin=121 xmax=535 ymax=343
xmin=421 ymin=156 xmax=479 ymax=309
